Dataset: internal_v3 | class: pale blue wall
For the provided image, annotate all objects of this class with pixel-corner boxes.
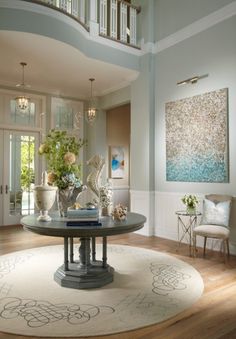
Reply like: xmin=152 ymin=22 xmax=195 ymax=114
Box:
xmin=155 ymin=0 xmax=235 ymax=40
xmin=155 ymin=15 xmax=236 ymax=194
xmin=99 ymin=86 xmax=130 ymax=110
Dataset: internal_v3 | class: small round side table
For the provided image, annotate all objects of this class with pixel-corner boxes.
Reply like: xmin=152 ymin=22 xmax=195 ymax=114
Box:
xmin=175 ymin=210 xmax=202 ymax=256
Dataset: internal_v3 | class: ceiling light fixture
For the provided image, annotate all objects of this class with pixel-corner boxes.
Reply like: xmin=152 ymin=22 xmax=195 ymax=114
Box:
xmin=85 ymin=78 xmax=97 ymax=125
xmin=177 ymin=74 xmax=208 ymax=86
xmin=15 ymin=62 xmax=30 ymax=114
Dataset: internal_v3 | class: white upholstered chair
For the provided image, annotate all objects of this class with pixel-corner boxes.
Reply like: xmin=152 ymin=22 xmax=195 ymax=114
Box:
xmin=193 ymin=194 xmax=232 ymax=261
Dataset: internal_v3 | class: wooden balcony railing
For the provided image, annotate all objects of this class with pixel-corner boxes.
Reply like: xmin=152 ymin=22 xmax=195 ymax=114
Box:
xmin=25 ymin=0 xmax=141 ymax=48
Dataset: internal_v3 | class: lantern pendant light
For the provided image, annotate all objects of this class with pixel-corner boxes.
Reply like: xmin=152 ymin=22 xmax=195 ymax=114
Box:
xmin=85 ymin=78 xmax=97 ymax=125
xmin=15 ymin=62 xmax=30 ymax=114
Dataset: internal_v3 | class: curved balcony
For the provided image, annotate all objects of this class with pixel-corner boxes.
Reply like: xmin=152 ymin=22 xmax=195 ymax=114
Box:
xmin=23 ymin=0 xmax=141 ymax=48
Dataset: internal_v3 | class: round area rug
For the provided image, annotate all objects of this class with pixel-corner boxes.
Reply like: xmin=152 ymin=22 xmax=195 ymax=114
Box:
xmin=0 ymin=244 xmax=204 ymax=337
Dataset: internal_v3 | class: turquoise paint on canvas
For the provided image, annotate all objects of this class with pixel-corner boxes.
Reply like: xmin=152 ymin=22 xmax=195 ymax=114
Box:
xmin=165 ymin=89 xmax=228 ymax=183
xmin=166 ymin=155 xmax=228 ymax=182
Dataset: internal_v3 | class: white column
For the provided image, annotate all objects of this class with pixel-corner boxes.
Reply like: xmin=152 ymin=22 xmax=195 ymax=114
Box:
xmin=90 ymin=0 xmax=99 ymax=36
xmin=99 ymin=0 xmax=107 ymax=35
xmin=120 ymin=2 xmax=127 ymax=43
xmin=110 ymin=0 xmax=117 ymax=39
xmin=90 ymin=0 xmax=98 ymax=22
xmin=129 ymin=7 xmax=137 ymax=45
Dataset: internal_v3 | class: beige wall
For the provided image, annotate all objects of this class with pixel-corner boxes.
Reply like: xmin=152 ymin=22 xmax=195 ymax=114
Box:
xmin=106 ymin=104 xmax=130 ymax=189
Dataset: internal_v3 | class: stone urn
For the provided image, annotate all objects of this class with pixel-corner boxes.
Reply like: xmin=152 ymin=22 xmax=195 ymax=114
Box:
xmin=33 ymin=171 xmax=57 ymax=221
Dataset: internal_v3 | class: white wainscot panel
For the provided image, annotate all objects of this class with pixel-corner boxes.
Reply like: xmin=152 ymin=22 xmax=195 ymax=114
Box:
xmin=154 ymin=192 xmax=194 ymax=241
xmin=112 ymin=186 xmax=130 ymax=210
xmin=130 ymin=190 xmax=155 ymax=236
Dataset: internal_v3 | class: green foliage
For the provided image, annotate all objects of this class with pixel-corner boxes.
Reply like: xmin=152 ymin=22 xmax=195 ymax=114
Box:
xmin=21 ymin=166 xmax=35 ymax=190
xmin=39 ymin=129 xmax=87 ymax=189
xmin=20 ymin=136 xmax=35 ymax=191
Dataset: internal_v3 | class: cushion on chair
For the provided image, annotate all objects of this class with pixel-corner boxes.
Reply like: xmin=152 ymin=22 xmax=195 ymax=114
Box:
xmin=193 ymin=225 xmax=229 ymax=239
xmin=200 ymin=199 xmax=231 ymax=228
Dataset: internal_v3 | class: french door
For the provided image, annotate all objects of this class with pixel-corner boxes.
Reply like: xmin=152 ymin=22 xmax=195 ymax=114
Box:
xmin=0 ymin=129 xmax=40 ymax=226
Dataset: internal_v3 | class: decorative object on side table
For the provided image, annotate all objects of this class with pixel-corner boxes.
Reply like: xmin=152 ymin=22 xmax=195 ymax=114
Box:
xmin=111 ymin=203 xmax=127 ymax=221
xmin=181 ymin=194 xmax=199 ymax=214
xmin=33 ymin=171 xmax=57 ymax=221
xmin=38 ymin=129 xmax=87 ymax=217
xmin=99 ymin=179 xmax=113 ymax=216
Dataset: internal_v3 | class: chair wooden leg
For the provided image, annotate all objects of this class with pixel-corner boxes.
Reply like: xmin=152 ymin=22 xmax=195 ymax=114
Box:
xmin=226 ymin=239 xmax=230 ymax=257
xmin=223 ymin=240 xmax=227 ymax=263
xmin=203 ymin=237 xmax=207 ymax=257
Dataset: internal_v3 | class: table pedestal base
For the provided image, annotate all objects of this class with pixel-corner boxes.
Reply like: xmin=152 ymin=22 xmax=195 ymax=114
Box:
xmin=54 ymin=261 xmax=114 ymax=289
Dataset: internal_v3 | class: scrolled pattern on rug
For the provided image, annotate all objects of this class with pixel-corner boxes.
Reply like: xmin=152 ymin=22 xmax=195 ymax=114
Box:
xmin=0 ymin=245 xmax=204 ymax=337
xmin=150 ymin=263 xmax=191 ymax=295
xmin=0 ymin=254 xmax=34 ymax=279
xmin=0 ymin=297 xmax=115 ymax=328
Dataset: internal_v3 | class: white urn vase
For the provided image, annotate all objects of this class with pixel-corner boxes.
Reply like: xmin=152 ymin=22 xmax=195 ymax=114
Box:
xmin=33 ymin=171 xmax=57 ymax=221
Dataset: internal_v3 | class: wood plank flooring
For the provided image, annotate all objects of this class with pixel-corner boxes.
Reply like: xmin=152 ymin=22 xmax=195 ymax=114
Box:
xmin=0 ymin=225 xmax=236 ymax=339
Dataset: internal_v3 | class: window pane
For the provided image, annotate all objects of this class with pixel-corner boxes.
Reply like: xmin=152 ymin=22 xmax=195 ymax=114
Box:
xmin=10 ymin=100 xmax=36 ymax=127
xmin=54 ymin=105 xmax=74 ymax=130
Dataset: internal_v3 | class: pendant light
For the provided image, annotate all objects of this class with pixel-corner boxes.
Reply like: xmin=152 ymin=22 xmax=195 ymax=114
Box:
xmin=85 ymin=78 xmax=97 ymax=125
xmin=15 ymin=62 xmax=30 ymax=114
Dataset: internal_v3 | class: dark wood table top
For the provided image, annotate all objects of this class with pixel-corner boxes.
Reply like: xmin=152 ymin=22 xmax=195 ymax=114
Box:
xmin=21 ymin=212 xmax=146 ymax=238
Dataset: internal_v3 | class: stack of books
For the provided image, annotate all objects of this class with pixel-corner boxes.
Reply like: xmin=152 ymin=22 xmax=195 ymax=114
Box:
xmin=66 ymin=208 xmax=101 ymax=227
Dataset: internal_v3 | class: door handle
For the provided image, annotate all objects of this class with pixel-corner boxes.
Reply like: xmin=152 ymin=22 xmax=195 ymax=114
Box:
xmin=0 ymin=185 xmax=2 ymax=194
xmin=5 ymin=185 xmax=8 ymax=194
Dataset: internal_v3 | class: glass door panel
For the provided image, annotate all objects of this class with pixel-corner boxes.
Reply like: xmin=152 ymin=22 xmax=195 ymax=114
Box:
xmin=3 ymin=130 xmax=40 ymax=225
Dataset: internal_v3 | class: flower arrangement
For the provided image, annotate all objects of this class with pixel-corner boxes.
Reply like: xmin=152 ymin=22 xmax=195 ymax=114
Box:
xmin=181 ymin=194 xmax=199 ymax=210
xmin=38 ymin=129 xmax=86 ymax=189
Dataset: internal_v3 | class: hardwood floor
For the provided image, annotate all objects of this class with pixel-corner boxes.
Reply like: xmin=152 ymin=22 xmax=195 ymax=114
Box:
xmin=0 ymin=225 xmax=236 ymax=339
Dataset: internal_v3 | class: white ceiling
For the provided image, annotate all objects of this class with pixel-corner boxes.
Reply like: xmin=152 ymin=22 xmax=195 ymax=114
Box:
xmin=0 ymin=31 xmax=139 ymax=100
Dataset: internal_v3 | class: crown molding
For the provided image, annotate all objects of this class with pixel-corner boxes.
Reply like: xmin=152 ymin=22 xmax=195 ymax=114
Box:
xmin=140 ymin=39 xmax=156 ymax=55
xmin=155 ymin=1 xmax=236 ymax=53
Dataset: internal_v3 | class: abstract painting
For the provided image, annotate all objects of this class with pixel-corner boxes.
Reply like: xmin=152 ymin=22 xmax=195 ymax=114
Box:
xmin=166 ymin=88 xmax=228 ymax=182
xmin=110 ymin=146 xmax=125 ymax=178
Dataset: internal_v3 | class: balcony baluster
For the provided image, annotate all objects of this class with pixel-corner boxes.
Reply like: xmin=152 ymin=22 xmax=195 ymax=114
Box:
xmin=21 ymin=0 xmax=140 ymax=48
xmin=110 ymin=0 xmax=118 ymax=39
xmin=99 ymin=0 xmax=107 ymax=36
xmin=119 ymin=1 xmax=127 ymax=43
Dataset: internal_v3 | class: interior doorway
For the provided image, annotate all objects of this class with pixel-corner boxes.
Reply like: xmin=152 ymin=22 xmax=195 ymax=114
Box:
xmin=106 ymin=103 xmax=130 ymax=209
